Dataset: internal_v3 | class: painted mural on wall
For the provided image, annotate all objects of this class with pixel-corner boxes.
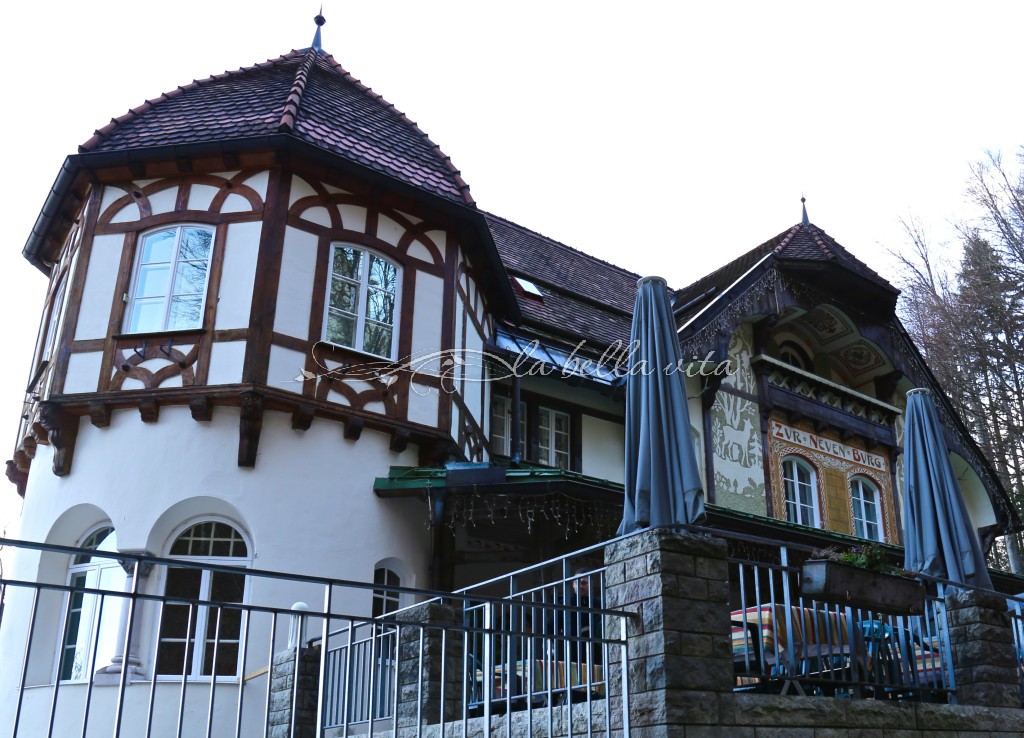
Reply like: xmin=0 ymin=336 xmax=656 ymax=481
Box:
xmin=711 ymin=323 xmax=766 ymax=515
xmin=767 ymin=416 xmax=898 ymax=541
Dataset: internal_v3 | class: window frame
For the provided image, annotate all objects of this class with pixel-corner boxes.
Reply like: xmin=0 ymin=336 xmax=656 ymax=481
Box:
xmin=490 ymin=395 xmax=527 ymax=460
xmin=781 ymin=456 xmax=819 ymax=528
xmin=124 ymin=224 xmax=216 ymax=334
xmin=850 ymin=475 xmax=884 ymax=542
xmin=371 ymin=566 xmax=402 ymax=618
xmin=489 ymin=390 xmax=582 ymax=471
xmin=55 ymin=525 xmax=125 ymax=683
xmin=322 ymin=243 xmax=402 ymax=360
xmin=155 ymin=519 xmax=251 ymax=682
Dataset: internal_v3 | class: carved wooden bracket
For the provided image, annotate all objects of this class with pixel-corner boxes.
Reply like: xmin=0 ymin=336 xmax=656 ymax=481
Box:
xmin=344 ymin=417 xmax=364 ymax=441
xmin=22 ymin=436 xmax=37 ymax=460
xmin=291 ymin=405 xmax=315 ymax=431
xmin=389 ymin=427 xmax=410 ymax=453
xmin=5 ymin=460 xmax=27 ymax=497
xmin=88 ymin=402 xmax=112 ymax=428
xmin=238 ymin=392 xmax=264 ymax=467
xmin=139 ymin=399 xmax=160 ymax=423
xmin=39 ymin=401 xmax=79 ymax=477
xmin=189 ymin=396 xmax=212 ymax=422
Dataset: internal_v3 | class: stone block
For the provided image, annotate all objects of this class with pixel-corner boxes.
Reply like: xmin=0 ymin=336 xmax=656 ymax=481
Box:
xmin=647 ymin=549 xmax=696 ymax=576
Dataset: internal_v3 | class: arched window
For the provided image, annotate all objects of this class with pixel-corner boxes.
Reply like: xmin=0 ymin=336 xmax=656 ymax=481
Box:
xmin=782 ymin=456 xmax=818 ymax=527
xmin=156 ymin=520 xmax=249 ymax=678
xmin=850 ymin=476 xmax=884 ymax=542
xmin=58 ymin=526 xmax=125 ymax=682
xmin=324 ymin=244 xmax=401 ymax=358
xmin=372 ymin=566 xmax=401 ymax=618
xmin=778 ymin=341 xmax=812 ymax=371
xmin=125 ymin=225 xmax=215 ymax=333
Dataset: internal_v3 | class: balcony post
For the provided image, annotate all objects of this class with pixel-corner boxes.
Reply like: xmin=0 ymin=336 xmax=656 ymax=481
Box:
xmin=394 ymin=601 xmax=464 ymax=728
xmin=603 ymin=528 xmax=732 ymax=735
xmin=945 ymin=587 xmax=1020 ymax=708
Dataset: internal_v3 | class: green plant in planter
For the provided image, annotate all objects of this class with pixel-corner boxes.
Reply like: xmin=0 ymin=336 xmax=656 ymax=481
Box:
xmin=817 ymin=543 xmax=910 ymax=577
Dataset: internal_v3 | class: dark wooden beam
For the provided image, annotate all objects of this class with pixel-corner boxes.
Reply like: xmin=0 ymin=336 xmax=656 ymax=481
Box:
xmin=291 ymin=404 xmax=315 ymax=431
xmin=39 ymin=402 xmax=79 ymax=476
xmin=139 ymin=399 xmax=160 ymax=423
xmin=189 ymin=396 xmax=212 ymax=422
xmin=88 ymin=402 xmax=112 ymax=428
xmin=389 ymin=427 xmax=410 ymax=453
xmin=238 ymin=392 xmax=264 ymax=467
xmin=344 ymin=416 xmax=364 ymax=441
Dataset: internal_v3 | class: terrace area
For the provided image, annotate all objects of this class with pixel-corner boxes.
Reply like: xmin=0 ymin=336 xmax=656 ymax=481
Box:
xmin=1 ymin=527 xmax=1023 ymax=737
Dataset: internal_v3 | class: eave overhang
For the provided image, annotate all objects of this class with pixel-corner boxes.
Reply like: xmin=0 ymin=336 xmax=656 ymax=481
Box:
xmin=23 ymin=135 xmax=522 ymax=323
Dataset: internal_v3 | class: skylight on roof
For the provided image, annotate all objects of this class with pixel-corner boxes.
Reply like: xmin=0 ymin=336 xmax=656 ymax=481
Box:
xmin=513 ymin=276 xmax=544 ymax=298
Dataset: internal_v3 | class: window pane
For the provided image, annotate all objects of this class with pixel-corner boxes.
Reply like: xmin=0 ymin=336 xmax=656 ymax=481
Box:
xmin=179 ymin=228 xmax=213 ymax=261
xmin=209 ymin=572 xmax=245 ymax=604
xmin=128 ymin=298 xmax=165 ymax=333
xmin=333 ymin=246 xmax=361 ymax=279
xmin=330 ymin=279 xmax=359 ymax=314
xmin=172 ymin=260 xmax=209 ymax=296
xmin=167 ymin=295 xmax=203 ymax=329
xmin=136 ymin=264 xmax=170 ymax=298
xmin=368 ymin=256 xmax=397 ymax=291
xmin=141 ymin=230 xmax=175 ymax=263
xmin=362 ymin=322 xmax=392 ymax=357
xmin=366 ymin=288 xmax=395 ymax=324
xmin=326 ymin=312 xmax=356 ymax=347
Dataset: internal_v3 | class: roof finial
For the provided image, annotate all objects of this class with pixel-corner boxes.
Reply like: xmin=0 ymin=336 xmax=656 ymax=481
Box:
xmin=800 ymin=195 xmax=809 ymax=226
xmin=312 ymin=7 xmax=326 ymax=52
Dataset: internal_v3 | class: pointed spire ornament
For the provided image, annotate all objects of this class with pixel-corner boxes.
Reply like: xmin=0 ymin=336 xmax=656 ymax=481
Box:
xmin=312 ymin=8 xmax=326 ymax=52
xmin=801 ymin=195 xmax=809 ymax=226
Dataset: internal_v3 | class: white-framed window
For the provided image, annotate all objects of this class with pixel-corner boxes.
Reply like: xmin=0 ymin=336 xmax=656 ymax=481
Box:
xmin=125 ymin=225 xmax=215 ymax=333
xmin=491 ymin=395 xmax=526 ymax=459
xmin=324 ymin=244 xmax=401 ymax=359
xmin=57 ymin=526 xmax=126 ymax=682
xmin=538 ymin=406 xmax=570 ymax=469
xmin=782 ymin=456 xmax=818 ymax=527
xmin=850 ymin=476 xmax=884 ymax=541
xmin=372 ymin=567 xmax=401 ymax=618
xmin=155 ymin=520 xmax=249 ymax=678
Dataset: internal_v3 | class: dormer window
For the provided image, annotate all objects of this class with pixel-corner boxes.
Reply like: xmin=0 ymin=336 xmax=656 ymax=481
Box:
xmin=125 ymin=225 xmax=215 ymax=333
xmin=324 ymin=245 xmax=401 ymax=359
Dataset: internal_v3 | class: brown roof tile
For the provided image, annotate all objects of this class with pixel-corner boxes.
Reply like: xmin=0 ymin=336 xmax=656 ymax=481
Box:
xmin=79 ymin=49 xmax=474 ymax=206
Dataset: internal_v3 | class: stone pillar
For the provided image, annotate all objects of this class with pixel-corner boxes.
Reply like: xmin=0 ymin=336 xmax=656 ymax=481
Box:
xmin=945 ymin=587 xmax=1020 ymax=708
xmin=394 ymin=601 xmax=464 ymax=729
xmin=95 ymin=557 xmax=152 ymax=684
xmin=603 ymin=528 xmax=733 ymax=737
xmin=268 ymin=645 xmax=321 ymax=738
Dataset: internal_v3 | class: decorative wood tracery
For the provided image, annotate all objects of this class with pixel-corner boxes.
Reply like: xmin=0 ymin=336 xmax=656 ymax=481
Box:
xmin=110 ymin=341 xmax=200 ymax=390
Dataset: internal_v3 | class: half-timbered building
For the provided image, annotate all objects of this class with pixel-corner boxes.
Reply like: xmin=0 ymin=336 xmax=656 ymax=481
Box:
xmin=1 ymin=19 xmax=1018 ymax=737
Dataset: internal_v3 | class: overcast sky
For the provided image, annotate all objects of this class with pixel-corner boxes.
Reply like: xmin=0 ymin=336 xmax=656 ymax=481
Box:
xmin=1 ymin=1 xmax=1022 ymax=536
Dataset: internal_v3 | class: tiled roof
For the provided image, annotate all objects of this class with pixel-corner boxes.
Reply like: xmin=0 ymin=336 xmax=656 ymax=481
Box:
xmin=485 ymin=213 xmax=640 ymax=350
xmin=79 ymin=49 xmax=473 ymax=206
xmin=673 ymin=221 xmax=898 ymax=323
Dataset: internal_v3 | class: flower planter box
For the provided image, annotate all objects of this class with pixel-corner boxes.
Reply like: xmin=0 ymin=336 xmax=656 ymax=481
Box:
xmin=800 ymin=559 xmax=926 ymax=615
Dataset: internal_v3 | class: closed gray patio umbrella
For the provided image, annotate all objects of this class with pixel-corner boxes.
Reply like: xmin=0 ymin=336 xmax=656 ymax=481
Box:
xmin=902 ymin=388 xmax=991 ymax=588
xmin=618 ymin=276 xmax=706 ymax=534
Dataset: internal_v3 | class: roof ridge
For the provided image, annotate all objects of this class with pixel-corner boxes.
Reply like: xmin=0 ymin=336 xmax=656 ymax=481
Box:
xmin=482 ymin=210 xmax=642 ymax=281
xmin=316 ymin=53 xmax=475 ymax=207
xmin=79 ymin=50 xmax=307 ymax=153
xmin=277 ymin=48 xmax=319 ymax=133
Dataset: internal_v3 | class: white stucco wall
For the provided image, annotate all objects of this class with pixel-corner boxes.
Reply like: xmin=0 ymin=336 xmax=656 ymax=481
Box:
xmin=74 ymin=234 xmax=123 ymax=340
xmin=274 ymin=227 xmax=318 ymax=340
xmin=214 ymin=222 xmax=262 ymax=330
xmin=580 ymin=415 xmax=625 ymax=484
